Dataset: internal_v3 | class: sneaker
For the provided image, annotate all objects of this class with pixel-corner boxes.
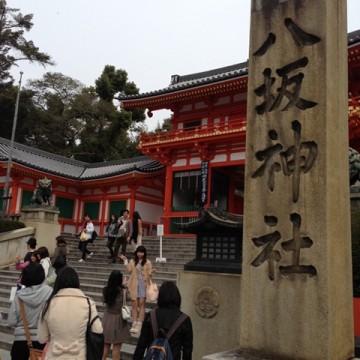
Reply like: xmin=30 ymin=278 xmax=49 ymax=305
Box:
xmin=130 ymin=322 xmax=138 ymax=333
xmin=133 ymin=322 xmax=142 ymax=334
xmin=78 ymin=259 xmax=85 ymax=263
xmin=86 ymin=252 xmax=94 ymax=259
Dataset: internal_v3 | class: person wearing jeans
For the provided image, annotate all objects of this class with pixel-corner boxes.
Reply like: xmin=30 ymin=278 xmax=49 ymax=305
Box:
xmin=110 ymin=210 xmax=133 ymax=264
xmin=78 ymin=214 xmax=94 ymax=263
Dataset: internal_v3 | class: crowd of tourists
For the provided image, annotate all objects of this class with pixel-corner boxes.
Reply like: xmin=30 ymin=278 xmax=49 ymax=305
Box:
xmin=7 ymin=210 xmax=193 ymax=360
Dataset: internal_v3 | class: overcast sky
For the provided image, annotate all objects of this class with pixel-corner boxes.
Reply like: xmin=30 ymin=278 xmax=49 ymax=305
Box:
xmin=8 ymin=0 xmax=360 ymax=130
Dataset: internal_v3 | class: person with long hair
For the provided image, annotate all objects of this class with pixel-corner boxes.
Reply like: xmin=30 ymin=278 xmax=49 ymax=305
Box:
xmin=8 ymin=262 xmax=52 ymax=360
xmin=38 ymin=267 xmax=103 ymax=359
xmin=133 ymin=282 xmax=193 ymax=360
xmin=130 ymin=211 xmax=143 ymax=251
xmin=119 ymin=246 xmax=154 ymax=334
xmin=102 ymin=270 xmax=130 ymax=360
xmin=106 ymin=214 xmax=118 ymax=259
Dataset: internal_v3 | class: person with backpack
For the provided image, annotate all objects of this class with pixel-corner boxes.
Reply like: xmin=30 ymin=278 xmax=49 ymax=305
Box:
xmin=133 ymin=282 xmax=193 ymax=360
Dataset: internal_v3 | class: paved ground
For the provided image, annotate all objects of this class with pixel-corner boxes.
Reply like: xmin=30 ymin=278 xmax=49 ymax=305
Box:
xmin=0 ymin=349 xmax=10 ymax=360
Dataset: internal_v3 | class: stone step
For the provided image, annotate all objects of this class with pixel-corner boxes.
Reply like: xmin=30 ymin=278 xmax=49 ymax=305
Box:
xmin=0 ymin=234 xmax=197 ymax=357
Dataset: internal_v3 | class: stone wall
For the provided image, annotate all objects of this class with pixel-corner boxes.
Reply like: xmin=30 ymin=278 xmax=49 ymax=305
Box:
xmin=178 ymin=271 xmax=241 ymax=360
xmin=0 ymin=227 xmax=36 ymax=267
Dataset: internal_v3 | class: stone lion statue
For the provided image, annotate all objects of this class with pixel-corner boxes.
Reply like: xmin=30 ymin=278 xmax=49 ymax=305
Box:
xmin=30 ymin=177 xmax=53 ymax=206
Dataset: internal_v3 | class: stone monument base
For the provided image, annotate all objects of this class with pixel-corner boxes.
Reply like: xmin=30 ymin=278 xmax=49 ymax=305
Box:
xmin=20 ymin=207 xmax=61 ymax=256
xmin=177 ymin=271 xmax=241 ymax=360
xmin=202 ymin=348 xmax=360 ymax=360
xmin=202 ymin=349 xmax=269 ymax=360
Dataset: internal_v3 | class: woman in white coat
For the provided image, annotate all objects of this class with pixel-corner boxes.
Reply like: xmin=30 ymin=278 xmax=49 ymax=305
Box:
xmin=119 ymin=246 xmax=154 ymax=334
xmin=38 ymin=267 xmax=103 ymax=359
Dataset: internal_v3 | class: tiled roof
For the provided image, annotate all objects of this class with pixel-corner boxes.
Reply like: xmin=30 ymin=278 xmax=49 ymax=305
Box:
xmin=118 ymin=29 xmax=360 ymax=102
xmin=349 ymin=29 xmax=360 ymax=46
xmin=117 ymin=61 xmax=248 ymax=101
xmin=0 ymin=137 xmax=164 ymax=180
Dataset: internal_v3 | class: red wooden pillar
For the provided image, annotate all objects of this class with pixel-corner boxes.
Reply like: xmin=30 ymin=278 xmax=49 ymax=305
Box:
xmin=129 ymin=184 xmax=136 ymax=215
xmin=163 ymin=166 xmax=173 ymax=234
xmin=100 ymin=187 xmax=108 ymax=236
xmin=9 ymin=176 xmax=21 ymax=214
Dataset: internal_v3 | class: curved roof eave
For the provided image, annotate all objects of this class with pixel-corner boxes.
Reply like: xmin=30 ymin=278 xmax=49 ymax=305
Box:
xmin=0 ymin=137 xmax=164 ymax=182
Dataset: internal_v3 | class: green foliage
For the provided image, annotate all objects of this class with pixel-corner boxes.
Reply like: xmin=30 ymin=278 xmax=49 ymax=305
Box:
xmin=0 ymin=219 xmax=25 ymax=233
xmin=155 ymin=117 xmax=173 ymax=133
xmin=95 ymin=65 xmax=128 ymax=102
xmin=0 ymin=64 xmax=146 ymax=162
xmin=352 ymin=209 xmax=360 ymax=297
xmin=0 ymin=0 xmax=54 ymax=82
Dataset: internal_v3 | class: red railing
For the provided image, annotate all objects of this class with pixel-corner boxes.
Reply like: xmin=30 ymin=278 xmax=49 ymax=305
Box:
xmin=139 ymin=116 xmax=247 ymax=147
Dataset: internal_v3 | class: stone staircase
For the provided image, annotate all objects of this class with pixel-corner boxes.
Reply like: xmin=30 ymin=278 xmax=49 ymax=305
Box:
xmin=0 ymin=234 xmax=196 ymax=359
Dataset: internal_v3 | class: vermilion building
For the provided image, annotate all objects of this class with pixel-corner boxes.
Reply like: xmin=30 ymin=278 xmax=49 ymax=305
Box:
xmin=1 ymin=30 xmax=360 ymax=236
xmin=118 ymin=29 xmax=360 ymax=235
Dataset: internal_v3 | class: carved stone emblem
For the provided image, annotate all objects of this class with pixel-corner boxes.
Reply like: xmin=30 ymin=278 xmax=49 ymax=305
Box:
xmin=194 ymin=286 xmax=220 ymax=318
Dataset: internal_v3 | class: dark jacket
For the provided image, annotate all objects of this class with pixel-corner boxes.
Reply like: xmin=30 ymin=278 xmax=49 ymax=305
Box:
xmin=133 ymin=306 xmax=193 ymax=360
xmin=51 ymin=244 xmax=68 ymax=265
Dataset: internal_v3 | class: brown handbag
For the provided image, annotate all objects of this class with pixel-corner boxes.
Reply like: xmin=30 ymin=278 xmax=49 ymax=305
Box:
xmin=18 ymin=298 xmax=43 ymax=360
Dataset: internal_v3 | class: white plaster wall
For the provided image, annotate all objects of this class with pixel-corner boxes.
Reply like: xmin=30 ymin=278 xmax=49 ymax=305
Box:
xmin=233 ymin=92 xmax=247 ymax=102
xmin=230 ymin=152 xmax=246 ymax=161
xmin=93 ymin=189 xmax=103 ymax=195
xmin=107 ymin=186 xmax=118 ymax=194
xmin=179 ymin=104 xmax=192 ymax=112
xmin=64 ymin=224 xmax=76 ymax=234
xmin=195 ymin=101 xmax=208 ymax=110
xmin=135 ymin=200 xmax=163 ymax=224
xmin=214 ymin=96 xmax=230 ymax=106
xmin=212 ymin=154 xmax=227 ymax=163
xmin=174 ymin=159 xmax=187 ymax=167
xmin=22 ymin=177 xmax=33 ymax=185
xmin=137 ymin=186 xmax=163 ymax=198
xmin=190 ymin=157 xmax=201 ymax=165
xmin=67 ymin=187 xmax=79 ymax=195
xmin=82 ymin=189 xmax=92 ymax=196
xmin=55 ymin=185 xmax=66 ymax=192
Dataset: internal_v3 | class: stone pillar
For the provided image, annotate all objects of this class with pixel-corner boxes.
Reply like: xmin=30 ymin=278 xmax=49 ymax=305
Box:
xmin=241 ymin=1 xmax=353 ymax=359
xmin=21 ymin=208 xmax=61 ymax=255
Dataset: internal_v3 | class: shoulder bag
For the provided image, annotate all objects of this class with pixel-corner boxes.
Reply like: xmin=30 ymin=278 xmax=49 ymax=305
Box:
xmin=18 ymin=298 xmax=43 ymax=360
xmin=146 ymin=277 xmax=158 ymax=303
xmin=80 ymin=230 xmax=88 ymax=241
xmin=121 ymin=288 xmax=132 ymax=321
xmin=86 ymin=297 xmax=104 ymax=360
xmin=43 ymin=258 xmax=57 ymax=286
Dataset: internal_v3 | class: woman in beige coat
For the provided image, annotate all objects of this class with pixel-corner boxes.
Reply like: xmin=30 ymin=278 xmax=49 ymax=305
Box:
xmin=119 ymin=246 xmax=154 ymax=334
xmin=38 ymin=267 xmax=103 ymax=359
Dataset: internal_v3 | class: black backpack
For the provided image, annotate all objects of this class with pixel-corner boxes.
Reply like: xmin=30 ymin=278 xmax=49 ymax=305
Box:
xmin=89 ymin=230 xmax=97 ymax=243
xmin=144 ymin=310 xmax=188 ymax=360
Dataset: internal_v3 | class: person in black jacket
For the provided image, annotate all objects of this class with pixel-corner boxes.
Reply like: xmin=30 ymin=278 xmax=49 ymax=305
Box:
xmin=133 ymin=281 xmax=193 ymax=360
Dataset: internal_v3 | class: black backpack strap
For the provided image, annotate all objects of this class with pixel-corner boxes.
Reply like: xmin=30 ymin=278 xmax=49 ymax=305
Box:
xmin=150 ymin=309 xmax=158 ymax=337
xmin=166 ymin=313 xmax=188 ymax=340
